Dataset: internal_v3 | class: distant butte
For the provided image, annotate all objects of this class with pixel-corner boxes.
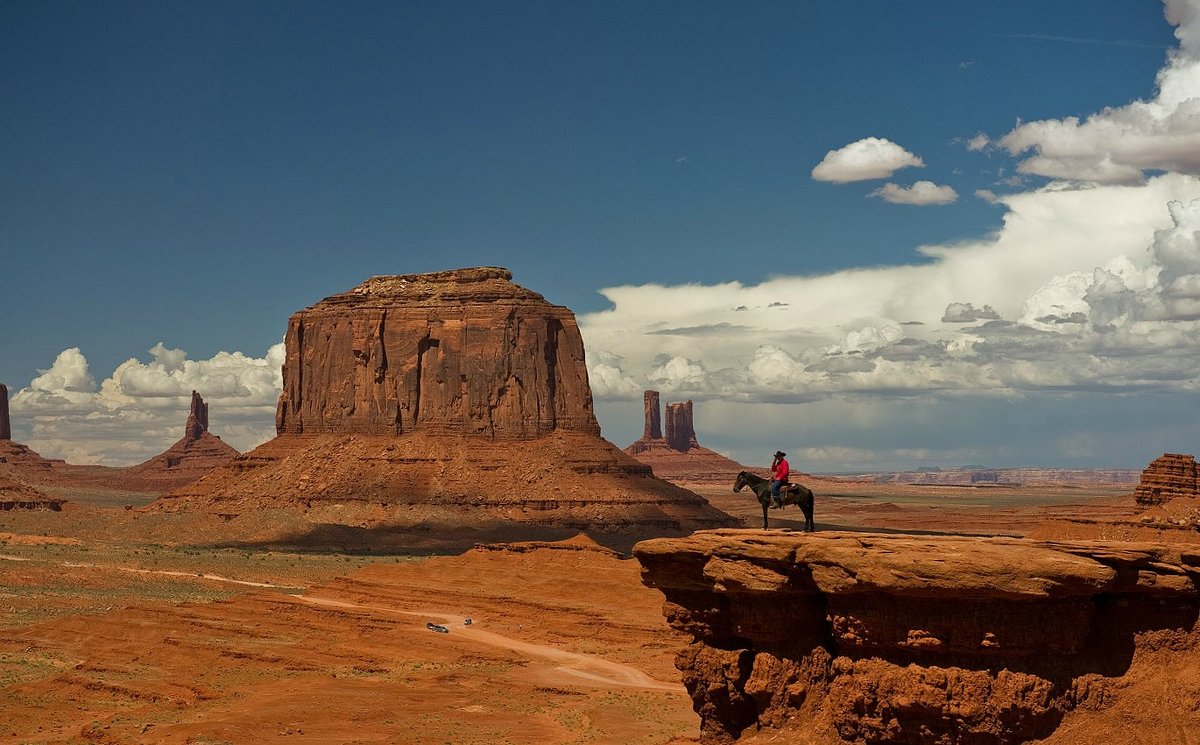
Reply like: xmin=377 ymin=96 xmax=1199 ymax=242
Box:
xmin=274 ymin=266 xmax=600 ymax=438
xmin=118 ymin=390 xmax=240 ymax=491
xmin=624 ymin=390 xmax=747 ymax=482
xmin=1134 ymin=452 xmax=1200 ymax=506
xmin=155 ymin=268 xmax=733 ymax=549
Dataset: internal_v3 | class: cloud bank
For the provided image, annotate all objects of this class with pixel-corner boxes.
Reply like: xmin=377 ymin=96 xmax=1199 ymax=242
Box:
xmin=9 ymin=343 xmax=284 ymax=465
xmin=998 ymin=0 xmax=1200 ymax=184
xmin=583 ymin=1 xmax=1200 ymax=469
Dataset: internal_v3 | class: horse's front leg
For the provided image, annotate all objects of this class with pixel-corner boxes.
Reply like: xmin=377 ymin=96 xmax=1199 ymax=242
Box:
xmin=762 ymin=503 xmax=769 ymax=529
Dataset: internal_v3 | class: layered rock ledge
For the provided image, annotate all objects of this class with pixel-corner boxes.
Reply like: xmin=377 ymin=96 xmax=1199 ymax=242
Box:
xmin=635 ymin=529 xmax=1200 ymax=744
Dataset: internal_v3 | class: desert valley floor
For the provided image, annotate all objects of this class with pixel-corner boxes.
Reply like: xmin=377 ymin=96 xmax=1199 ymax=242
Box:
xmin=1 ymin=477 xmax=1174 ymax=745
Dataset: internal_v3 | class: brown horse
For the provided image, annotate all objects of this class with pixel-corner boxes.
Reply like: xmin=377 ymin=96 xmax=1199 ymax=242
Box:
xmin=734 ymin=471 xmax=815 ymax=531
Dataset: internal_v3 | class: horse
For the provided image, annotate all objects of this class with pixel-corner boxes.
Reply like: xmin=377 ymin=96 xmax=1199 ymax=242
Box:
xmin=734 ymin=471 xmax=815 ymax=531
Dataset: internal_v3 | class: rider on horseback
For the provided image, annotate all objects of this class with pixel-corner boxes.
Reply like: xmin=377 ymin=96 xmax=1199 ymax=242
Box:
xmin=770 ymin=450 xmax=789 ymax=508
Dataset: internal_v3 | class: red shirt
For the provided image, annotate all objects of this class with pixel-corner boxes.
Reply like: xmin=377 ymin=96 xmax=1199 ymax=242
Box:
xmin=773 ymin=458 xmax=789 ymax=482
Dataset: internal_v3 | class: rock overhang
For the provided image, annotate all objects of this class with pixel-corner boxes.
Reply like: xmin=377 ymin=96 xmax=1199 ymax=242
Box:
xmin=634 ymin=529 xmax=1200 ymax=743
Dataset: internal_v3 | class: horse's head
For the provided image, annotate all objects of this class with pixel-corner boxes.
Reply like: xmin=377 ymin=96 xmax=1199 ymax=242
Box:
xmin=733 ymin=471 xmax=748 ymax=493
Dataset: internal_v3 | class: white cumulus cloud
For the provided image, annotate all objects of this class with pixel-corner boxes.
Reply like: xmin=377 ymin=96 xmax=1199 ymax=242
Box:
xmin=997 ymin=0 xmax=1200 ymax=184
xmin=9 ymin=343 xmax=285 ymax=465
xmin=870 ymin=180 xmax=959 ymax=205
xmin=811 ymin=137 xmax=925 ymax=183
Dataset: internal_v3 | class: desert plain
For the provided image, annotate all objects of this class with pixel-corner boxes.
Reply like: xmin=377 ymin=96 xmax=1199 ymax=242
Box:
xmin=1 ymin=470 xmax=1185 ymax=744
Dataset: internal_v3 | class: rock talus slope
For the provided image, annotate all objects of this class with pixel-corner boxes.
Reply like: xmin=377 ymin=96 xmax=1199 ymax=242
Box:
xmin=635 ymin=529 xmax=1200 ymax=744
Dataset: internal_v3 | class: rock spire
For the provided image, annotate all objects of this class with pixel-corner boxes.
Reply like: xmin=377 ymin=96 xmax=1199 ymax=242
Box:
xmin=185 ymin=390 xmax=208 ymax=441
xmin=0 ymin=384 xmax=10 ymax=441
xmin=664 ymin=400 xmax=698 ymax=453
xmin=625 ymin=391 xmax=746 ymax=480
xmin=642 ymin=390 xmax=662 ymax=440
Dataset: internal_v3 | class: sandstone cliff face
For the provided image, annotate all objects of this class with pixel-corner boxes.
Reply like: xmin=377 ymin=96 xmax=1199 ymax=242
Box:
xmin=643 ymin=390 xmax=662 ymax=440
xmin=665 ymin=400 xmax=699 ymax=452
xmin=275 ymin=268 xmax=600 ymax=439
xmin=636 ymin=530 xmax=1200 ymax=744
xmin=0 ymin=384 xmax=10 ymax=441
xmin=1134 ymin=452 xmax=1199 ymax=506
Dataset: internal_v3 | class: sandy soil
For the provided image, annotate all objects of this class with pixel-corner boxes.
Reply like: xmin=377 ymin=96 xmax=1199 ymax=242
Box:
xmin=0 ymin=516 xmax=698 ymax=745
xmin=0 ymin=478 xmax=1166 ymax=744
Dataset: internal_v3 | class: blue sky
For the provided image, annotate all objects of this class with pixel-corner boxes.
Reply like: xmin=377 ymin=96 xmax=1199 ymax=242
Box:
xmin=3 ymin=1 xmax=1199 ymax=470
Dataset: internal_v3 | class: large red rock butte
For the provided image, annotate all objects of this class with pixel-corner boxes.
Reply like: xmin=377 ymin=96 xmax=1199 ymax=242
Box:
xmin=157 ymin=269 xmax=733 ymax=549
xmin=636 ymin=529 xmax=1200 ymax=745
xmin=274 ymin=267 xmax=599 ymax=438
xmin=625 ymin=390 xmax=747 ymax=482
xmin=1133 ymin=452 xmax=1199 ymax=506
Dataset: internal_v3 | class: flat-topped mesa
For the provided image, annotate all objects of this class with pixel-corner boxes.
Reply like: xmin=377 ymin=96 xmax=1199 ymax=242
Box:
xmin=0 ymin=384 xmax=10 ymax=441
xmin=185 ymin=390 xmax=208 ymax=442
xmin=274 ymin=267 xmax=600 ymax=439
xmin=1134 ymin=452 xmax=1199 ymax=506
xmin=636 ymin=530 xmax=1200 ymax=745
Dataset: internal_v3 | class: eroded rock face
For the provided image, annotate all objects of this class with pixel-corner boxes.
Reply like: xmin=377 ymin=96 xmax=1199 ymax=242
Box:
xmin=1134 ymin=452 xmax=1199 ymax=506
xmin=665 ymin=400 xmax=699 ymax=453
xmin=0 ymin=384 xmax=10 ymax=441
xmin=643 ymin=390 xmax=662 ymax=440
xmin=274 ymin=267 xmax=600 ymax=439
xmin=0 ymin=465 xmax=64 ymax=511
xmin=185 ymin=390 xmax=208 ymax=442
xmin=635 ymin=530 xmax=1200 ymax=744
